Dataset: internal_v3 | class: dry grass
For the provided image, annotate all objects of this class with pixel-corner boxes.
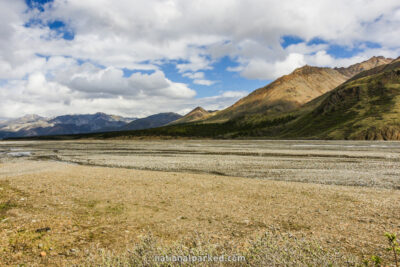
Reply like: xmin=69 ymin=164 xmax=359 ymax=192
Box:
xmin=82 ymin=231 xmax=357 ymax=266
xmin=0 ymin=158 xmax=399 ymax=265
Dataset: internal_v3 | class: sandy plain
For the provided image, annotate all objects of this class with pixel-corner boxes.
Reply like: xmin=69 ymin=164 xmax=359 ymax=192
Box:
xmin=0 ymin=140 xmax=399 ymax=266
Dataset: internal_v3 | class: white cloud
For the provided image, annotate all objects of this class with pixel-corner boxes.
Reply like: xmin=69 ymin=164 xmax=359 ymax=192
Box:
xmin=0 ymin=73 xmax=244 ymax=118
xmin=176 ymin=55 xmax=214 ymax=73
xmin=54 ymin=61 xmax=195 ymax=98
xmin=35 ymin=0 xmax=400 ymax=69
xmin=236 ymin=53 xmax=306 ymax=80
xmin=0 ymin=0 xmax=400 ymax=117
xmin=182 ymin=72 xmax=216 ymax=86
xmin=182 ymin=72 xmax=205 ymax=79
xmin=175 ymin=90 xmax=250 ymax=115
xmin=193 ymin=79 xmax=215 ymax=86
xmin=220 ymin=91 xmax=249 ymax=98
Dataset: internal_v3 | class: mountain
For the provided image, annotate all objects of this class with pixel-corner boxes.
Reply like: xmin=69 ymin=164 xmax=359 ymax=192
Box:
xmin=49 ymin=113 xmax=133 ymax=132
xmin=334 ymin=56 xmax=393 ymax=77
xmin=120 ymin=112 xmax=182 ymax=131
xmin=169 ymin=107 xmax=213 ymax=125
xmin=276 ymin=59 xmax=400 ymax=140
xmin=206 ymin=56 xmax=392 ymax=122
xmin=0 ymin=112 xmax=135 ymax=139
xmin=0 ymin=114 xmax=53 ymax=133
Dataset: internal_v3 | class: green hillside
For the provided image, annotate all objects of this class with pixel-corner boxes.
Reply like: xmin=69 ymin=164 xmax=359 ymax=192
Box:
xmin=279 ymin=61 xmax=400 ymax=140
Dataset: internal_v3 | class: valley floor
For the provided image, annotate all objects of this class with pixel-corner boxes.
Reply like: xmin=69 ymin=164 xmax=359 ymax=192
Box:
xmin=0 ymin=140 xmax=399 ymax=266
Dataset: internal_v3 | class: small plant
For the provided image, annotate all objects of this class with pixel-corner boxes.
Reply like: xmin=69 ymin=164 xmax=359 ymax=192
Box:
xmin=366 ymin=233 xmax=400 ymax=267
xmin=370 ymin=255 xmax=382 ymax=266
xmin=385 ymin=232 xmax=399 ymax=267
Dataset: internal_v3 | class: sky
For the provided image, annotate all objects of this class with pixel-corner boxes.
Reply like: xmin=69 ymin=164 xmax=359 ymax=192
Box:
xmin=0 ymin=0 xmax=400 ymax=118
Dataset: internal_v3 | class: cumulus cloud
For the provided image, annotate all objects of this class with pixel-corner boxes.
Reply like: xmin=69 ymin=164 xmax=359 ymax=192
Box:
xmin=0 ymin=0 xmax=400 ymax=117
xmin=237 ymin=53 xmax=306 ymax=80
xmin=31 ymin=0 xmax=400 ymax=69
xmin=54 ymin=61 xmax=195 ymax=98
xmin=193 ymin=79 xmax=216 ymax=86
xmin=182 ymin=72 xmax=216 ymax=86
xmin=182 ymin=72 xmax=205 ymax=80
xmin=0 ymin=73 xmax=245 ymax=118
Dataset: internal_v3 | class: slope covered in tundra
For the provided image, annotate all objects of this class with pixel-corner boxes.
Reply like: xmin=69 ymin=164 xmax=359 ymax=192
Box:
xmin=206 ymin=56 xmax=392 ymax=123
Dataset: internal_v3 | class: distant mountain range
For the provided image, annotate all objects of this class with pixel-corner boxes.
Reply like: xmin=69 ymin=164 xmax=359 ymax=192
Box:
xmin=120 ymin=112 xmax=182 ymax=131
xmin=0 ymin=111 xmax=186 ymax=139
xmin=6 ymin=56 xmax=400 ymax=141
xmin=0 ymin=113 xmax=135 ymax=139
xmin=0 ymin=112 xmax=189 ymax=139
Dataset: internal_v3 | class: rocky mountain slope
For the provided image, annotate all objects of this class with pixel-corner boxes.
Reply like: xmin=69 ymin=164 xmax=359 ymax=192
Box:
xmin=49 ymin=113 xmax=133 ymax=132
xmin=206 ymin=56 xmax=392 ymax=122
xmin=277 ymin=59 xmax=400 ymax=140
xmin=334 ymin=56 xmax=392 ymax=77
xmin=0 ymin=114 xmax=52 ymax=132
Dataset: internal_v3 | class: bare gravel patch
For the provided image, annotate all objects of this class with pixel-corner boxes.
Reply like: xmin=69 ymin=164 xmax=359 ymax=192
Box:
xmin=1 ymin=139 xmax=398 ymax=189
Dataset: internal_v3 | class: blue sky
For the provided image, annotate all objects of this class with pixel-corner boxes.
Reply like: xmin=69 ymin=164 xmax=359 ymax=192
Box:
xmin=29 ymin=0 xmax=271 ymax=99
xmin=32 ymin=0 xmax=381 ymax=98
xmin=0 ymin=0 xmax=399 ymax=117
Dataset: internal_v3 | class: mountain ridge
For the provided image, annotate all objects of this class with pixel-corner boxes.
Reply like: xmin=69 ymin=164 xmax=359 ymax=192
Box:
xmin=0 ymin=112 xmax=135 ymax=139
xmin=334 ymin=56 xmax=393 ymax=77
xmin=205 ymin=56 xmax=392 ymax=123
xmin=120 ymin=112 xmax=182 ymax=131
xmin=276 ymin=59 xmax=400 ymax=140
